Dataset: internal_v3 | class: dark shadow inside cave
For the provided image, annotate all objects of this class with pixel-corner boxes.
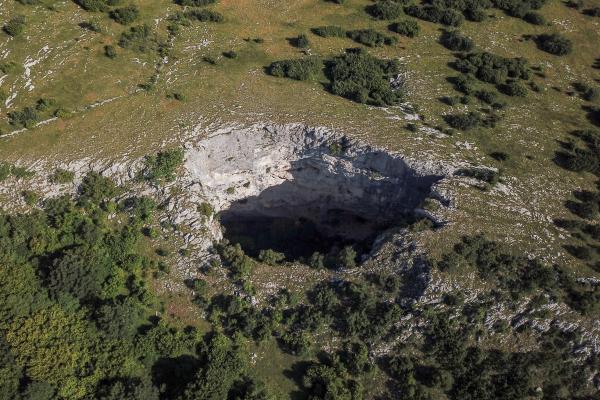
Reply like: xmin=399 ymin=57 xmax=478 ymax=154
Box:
xmin=219 ymin=151 xmax=443 ymax=263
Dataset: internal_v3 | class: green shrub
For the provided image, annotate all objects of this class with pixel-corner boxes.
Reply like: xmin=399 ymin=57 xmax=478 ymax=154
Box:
xmin=223 ymin=50 xmax=237 ymax=59
xmin=346 ymin=29 xmax=397 ymax=47
xmin=500 ymin=80 xmax=528 ymax=97
xmin=166 ymin=91 xmax=186 ymax=101
xmin=49 ymin=168 xmax=75 ymax=184
xmin=584 ymin=7 xmax=600 ymax=16
xmin=406 ymin=5 xmax=464 ymax=26
xmin=476 ymin=89 xmax=498 ymax=104
xmin=311 ymin=25 xmax=346 ymax=38
xmin=292 ymin=33 xmax=310 ymax=48
xmin=258 ymin=249 xmax=286 ymax=265
xmin=109 ymin=6 xmax=140 ymax=25
xmin=21 ymin=190 xmax=39 ymax=206
xmin=366 ymin=0 xmax=404 ymax=20
xmin=74 ymin=0 xmax=110 ymax=12
xmin=326 ymin=48 xmax=402 ymax=106
xmin=3 ymin=15 xmax=26 ymax=37
xmin=197 ymin=202 xmax=214 ymax=217
xmin=175 ymin=0 xmax=217 ymax=5
xmin=8 ymin=107 xmax=39 ymax=128
xmin=388 ymin=19 xmax=420 ymax=37
xmin=104 ymin=44 xmax=117 ymax=59
xmin=440 ymin=30 xmax=474 ymax=51
xmin=524 ymin=11 xmax=546 ymax=24
xmin=118 ymin=25 xmax=159 ymax=53
xmin=140 ymin=148 xmax=185 ymax=183
xmin=454 ymin=51 xmax=530 ymax=85
xmin=465 ymin=7 xmax=487 ymax=21
xmin=536 ymin=33 xmax=572 ymax=56
xmin=267 ymin=57 xmax=322 ymax=80
xmin=455 ymin=167 xmax=500 ymax=184
xmin=445 ymin=111 xmax=482 ymax=130
xmin=184 ymin=9 xmax=224 ymax=22
xmin=0 ymin=61 xmax=20 ymax=74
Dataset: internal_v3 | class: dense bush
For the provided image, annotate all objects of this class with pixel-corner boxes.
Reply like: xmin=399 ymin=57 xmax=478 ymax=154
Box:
xmin=346 ymin=29 xmax=397 ymax=47
xmin=325 ymin=48 xmax=403 ymax=105
xmin=536 ymin=33 xmax=573 ymax=56
xmin=74 ymin=0 xmax=111 ymax=12
xmin=440 ymin=30 xmax=474 ymax=51
xmin=406 ymin=4 xmax=464 ymax=26
xmin=104 ymin=44 xmax=117 ymax=58
xmin=184 ymin=9 xmax=224 ymax=22
xmin=174 ymin=0 xmax=217 ymax=5
xmin=500 ymin=80 xmax=528 ymax=96
xmin=445 ymin=111 xmax=482 ymax=130
xmin=291 ymin=33 xmax=310 ymax=48
xmin=454 ymin=51 xmax=529 ymax=86
xmin=311 ymin=25 xmax=346 ymax=37
xmin=139 ymin=148 xmax=185 ymax=183
xmin=455 ymin=166 xmax=500 ymax=184
xmin=524 ymin=11 xmax=546 ymax=24
xmin=49 ymin=168 xmax=75 ymax=184
xmin=3 ymin=15 xmax=26 ymax=37
xmin=555 ymin=129 xmax=600 ymax=176
xmin=267 ymin=57 xmax=322 ymax=80
xmin=109 ymin=6 xmax=140 ymax=25
xmin=366 ymin=0 xmax=404 ymax=19
xmin=7 ymin=106 xmax=38 ymax=128
xmin=118 ymin=25 xmax=160 ymax=53
xmin=388 ymin=19 xmax=420 ymax=37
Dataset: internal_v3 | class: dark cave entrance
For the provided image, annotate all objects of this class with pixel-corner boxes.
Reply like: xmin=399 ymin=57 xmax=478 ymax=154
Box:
xmin=218 ymin=154 xmax=442 ymax=265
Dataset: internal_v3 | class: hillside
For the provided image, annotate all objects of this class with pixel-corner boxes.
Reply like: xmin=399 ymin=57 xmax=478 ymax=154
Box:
xmin=0 ymin=0 xmax=599 ymax=399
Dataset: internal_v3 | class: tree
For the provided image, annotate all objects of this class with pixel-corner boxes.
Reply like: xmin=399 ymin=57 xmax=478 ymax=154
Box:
xmin=6 ymin=306 xmax=93 ymax=399
xmin=180 ymin=333 xmax=246 ymax=400
xmin=536 ymin=33 xmax=572 ymax=56
xmin=109 ymin=6 xmax=140 ymax=25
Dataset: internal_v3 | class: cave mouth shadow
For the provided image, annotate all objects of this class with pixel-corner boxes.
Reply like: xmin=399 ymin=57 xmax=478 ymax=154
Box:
xmin=219 ymin=151 xmax=443 ymax=263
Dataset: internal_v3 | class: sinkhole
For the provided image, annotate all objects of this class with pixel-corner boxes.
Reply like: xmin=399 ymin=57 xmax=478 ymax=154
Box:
xmin=186 ymin=125 xmax=445 ymax=264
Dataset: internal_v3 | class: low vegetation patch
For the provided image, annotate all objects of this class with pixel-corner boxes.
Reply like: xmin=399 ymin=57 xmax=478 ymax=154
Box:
xmin=325 ymin=48 xmax=403 ymax=106
xmin=388 ymin=19 xmax=420 ymax=37
xmin=346 ymin=29 xmax=397 ymax=47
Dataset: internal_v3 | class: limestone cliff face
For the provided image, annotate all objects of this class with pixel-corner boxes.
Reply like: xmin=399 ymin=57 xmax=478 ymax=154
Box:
xmin=184 ymin=124 xmax=450 ymax=242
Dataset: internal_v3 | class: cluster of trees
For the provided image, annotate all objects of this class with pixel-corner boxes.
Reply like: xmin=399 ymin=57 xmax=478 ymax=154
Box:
xmin=405 ymin=0 xmax=550 ymax=26
xmin=118 ymin=24 xmax=161 ymax=53
xmin=554 ymin=129 xmax=600 ymax=270
xmin=268 ymin=48 xmax=403 ymax=106
xmin=437 ymin=235 xmax=600 ymax=315
xmin=207 ymin=229 xmax=599 ymax=399
xmin=447 ymin=50 xmax=531 ymax=108
xmin=382 ymin=309 xmax=598 ymax=400
xmin=0 ymin=171 xmax=280 ymax=399
xmin=454 ymin=51 xmax=530 ymax=86
xmin=7 ymin=98 xmax=63 ymax=129
xmin=326 ymin=48 xmax=403 ymax=106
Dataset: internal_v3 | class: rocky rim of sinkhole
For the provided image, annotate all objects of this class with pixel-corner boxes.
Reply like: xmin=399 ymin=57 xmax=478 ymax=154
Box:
xmin=1 ymin=123 xmax=464 ymax=274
